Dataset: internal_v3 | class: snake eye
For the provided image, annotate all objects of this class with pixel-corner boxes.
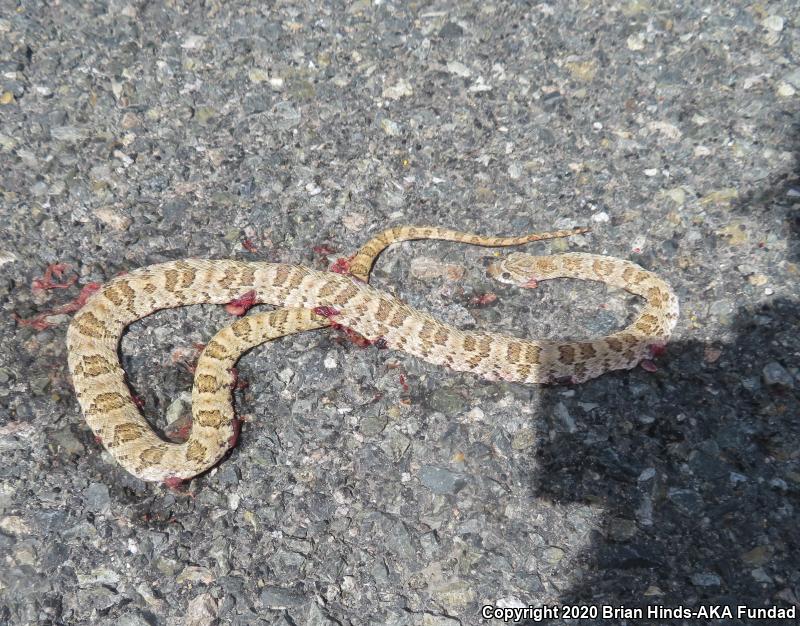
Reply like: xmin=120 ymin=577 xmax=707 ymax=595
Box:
xmin=500 ymin=271 xmax=512 ymax=281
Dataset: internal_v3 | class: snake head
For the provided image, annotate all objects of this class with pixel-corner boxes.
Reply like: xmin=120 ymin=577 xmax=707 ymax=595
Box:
xmin=487 ymin=253 xmax=539 ymax=288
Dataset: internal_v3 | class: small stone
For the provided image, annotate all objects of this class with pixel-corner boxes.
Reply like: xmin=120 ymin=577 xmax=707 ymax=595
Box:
xmin=462 ymin=407 xmax=484 ymax=422
xmin=565 ymin=60 xmax=596 ymax=81
xmin=607 ymin=517 xmax=637 ymax=541
xmin=667 ymin=488 xmax=702 ymax=513
xmin=323 ymin=353 xmax=337 ymax=369
xmin=380 ymin=430 xmax=410 ymax=461
xmin=93 ymin=206 xmax=132 ymax=231
xmin=0 ymin=132 xmax=17 ymax=151
xmin=0 ymin=515 xmax=31 ymax=536
xmin=591 ymin=211 xmax=610 ymax=223
xmin=260 ymin=585 xmax=304 ymax=609
xmin=701 ymin=188 xmax=739 ymax=206
xmin=761 ymin=16 xmax=784 ymax=32
xmin=776 ymin=82 xmax=795 ymax=98
xmin=419 ymin=465 xmax=466 ymax=494
xmin=638 ymin=468 xmax=656 ymax=482
xmin=181 ymin=34 xmax=206 ymax=49
xmin=51 ymin=125 xmax=88 ymax=141
xmin=446 ymin=61 xmax=471 ymax=78
xmin=751 ymin=568 xmax=772 ymax=583
xmin=542 ymin=546 xmax=565 ymax=564
xmin=554 ymin=399 xmax=578 ymax=427
xmin=433 ymin=580 xmax=475 ymax=610
xmin=84 ymin=483 xmax=111 ymax=514
xmin=359 ymin=413 xmax=388 ymax=437
xmin=663 ymin=187 xmax=685 ymax=204
xmin=115 ymin=613 xmax=153 ymax=626
xmin=194 ymin=106 xmax=216 ymax=124
xmin=511 ymin=428 xmax=536 ymax=450
xmin=166 ymin=393 xmax=191 ymax=425
xmin=762 ymin=361 xmax=794 ymax=388
xmin=626 ymin=33 xmax=645 ymax=50
xmin=438 ymin=22 xmax=463 ymax=39
xmin=741 ymin=544 xmax=774 ymax=566
xmin=77 ymin=566 xmax=120 ymax=587
xmin=380 ymin=118 xmax=400 ymax=136
xmin=342 ymin=212 xmax=366 ymax=231
xmin=426 ymin=388 xmax=467 ymax=416
xmin=273 ymin=101 xmax=301 ymax=129
xmin=176 ymin=565 xmax=215 ymax=585
xmin=382 ymin=78 xmax=413 ymax=100
xmin=690 ymin=572 xmax=721 ymax=587
xmin=248 ymin=68 xmax=269 ymax=83
xmin=50 ymin=425 xmax=85 ymax=456
xmin=185 ymin=593 xmax=218 ymax=626
xmin=729 ymin=472 xmax=747 ymax=484
xmin=0 ymin=91 xmax=14 ymax=105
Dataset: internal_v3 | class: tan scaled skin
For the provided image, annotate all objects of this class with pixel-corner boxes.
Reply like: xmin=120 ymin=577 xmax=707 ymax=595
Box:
xmin=66 ymin=226 xmax=677 ymax=483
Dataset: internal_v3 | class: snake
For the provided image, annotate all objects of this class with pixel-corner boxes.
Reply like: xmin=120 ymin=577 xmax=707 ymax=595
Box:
xmin=65 ymin=226 xmax=679 ymax=483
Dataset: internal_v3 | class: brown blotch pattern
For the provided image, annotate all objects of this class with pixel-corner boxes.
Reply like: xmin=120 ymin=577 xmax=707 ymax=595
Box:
xmin=376 ymin=301 xmax=391 ymax=322
xmin=164 ymin=269 xmax=180 ymax=292
xmin=81 ymin=354 xmax=115 ymax=377
xmin=90 ymin=392 xmax=128 ymax=414
xmin=433 ymin=327 xmax=449 ymax=346
xmin=231 ymin=318 xmax=253 ymax=338
xmin=593 ymin=258 xmax=614 ymax=276
xmin=559 ymin=345 xmax=576 ymax=364
xmin=274 ymin=266 xmax=290 ymax=287
xmin=74 ymin=311 xmax=110 ymax=339
xmin=287 ymin=269 xmax=306 ymax=289
xmin=196 ymin=409 xmax=225 ymax=428
xmin=186 ymin=440 xmax=208 ymax=463
xmin=634 ymin=313 xmax=659 ymax=334
xmin=139 ymin=447 xmax=165 ymax=465
xmin=389 ymin=308 xmax=408 ymax=328
xmin=195 ymin=374 xmax=224 ymax=393
xmin=203 ymin=340 xmax=229 ymax=361
xmin=333 ymin=284 xmax=359 ymax=306
xmin=506 ymin=342 xmax=522 ymax=363
xmin=605 ymin=337 xmax=624 ymax=352
xmin=523 ymin=344 xmax=542 ymax=364
xmin=104 ymin=281 xmax=138 ymax=312
xmin=112 ymin=422 xmax=147 ymax=447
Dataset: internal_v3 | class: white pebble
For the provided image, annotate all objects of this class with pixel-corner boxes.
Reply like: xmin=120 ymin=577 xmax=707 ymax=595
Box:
xmin=761 ymin=15 xmax=784 ymax=32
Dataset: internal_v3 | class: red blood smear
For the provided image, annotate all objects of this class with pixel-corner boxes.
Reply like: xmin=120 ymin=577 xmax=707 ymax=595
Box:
xmin=15 ymin=282 xmax=102 ymax=330
xmin=330 ymin=257 xmax=352 ymax=274
xmin=313 ymin=244 xmax=336 ymax=256
xmin=32 ymin=263 xmax=77 ymax=291
xmin=163 ymin=476 xmax=184 ymax=489
xmin=242 ymin=239 xmax=258 ymax=253
xmin=228 ymin=417 xmax=241 ymax=447
xmin=313 ymin=305 xmax=341 ymax=318
xmin=470 ymin=293 xmax=497 ymax=306
xmin=225 ymin=290 xmax=257 ymax=316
